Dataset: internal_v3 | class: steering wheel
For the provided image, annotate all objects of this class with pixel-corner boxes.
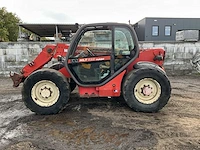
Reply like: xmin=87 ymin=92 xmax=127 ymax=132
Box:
xmin=86 ymin=48 xmax=95 ymax=56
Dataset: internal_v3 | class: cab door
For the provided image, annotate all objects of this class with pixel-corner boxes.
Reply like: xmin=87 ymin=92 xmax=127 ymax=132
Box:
xmin=114 ymin=27 xmax=136 ymax=71
xmin=67 ymin=28 xmax=112 ymax=85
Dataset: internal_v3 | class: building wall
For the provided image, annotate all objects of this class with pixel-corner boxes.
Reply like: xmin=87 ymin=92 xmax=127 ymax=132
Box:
xmin=135 ymin=18 xmax=200 ymax=41
xmin=134 ymin=19 xmax=146 ymax=41
xmin=0 ymin=42 xmax=200 ymax=77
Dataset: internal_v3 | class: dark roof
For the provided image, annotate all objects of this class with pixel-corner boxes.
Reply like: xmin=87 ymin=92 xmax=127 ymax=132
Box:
xmin=19 ymin=23 xmax=79 ymax=37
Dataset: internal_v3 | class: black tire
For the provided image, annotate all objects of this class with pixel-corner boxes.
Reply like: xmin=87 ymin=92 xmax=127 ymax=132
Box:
xmin=122 ymin=68 xmax=171 ymax=113
xmin=50 ymin=63 xmax=76 ymax=92
xmin=22 ymin=69 xmax=70 ymax=115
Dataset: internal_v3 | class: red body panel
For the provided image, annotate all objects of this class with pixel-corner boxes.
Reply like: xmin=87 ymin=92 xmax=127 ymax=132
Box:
xmin=22 ymin=45 xmax=56 ymax=77
xmin=78 ymin=70 xmax=126 ymax=97
xmin=98 ymin=70 xmax=126 ymax=97
xmin=58 ymin=67 xmax=71 ymax=78
xmin=127 ymin=48 xmax=165 ymax=73
xmin=22 ymin=43 xmax=70 ymax=77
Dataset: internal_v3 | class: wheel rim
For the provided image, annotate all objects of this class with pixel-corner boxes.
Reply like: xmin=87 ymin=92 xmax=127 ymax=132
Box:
xmin=134 ymin=78 xmax=161 ymax=104
xmin=31 ymin=80 xmax=60 ymax=107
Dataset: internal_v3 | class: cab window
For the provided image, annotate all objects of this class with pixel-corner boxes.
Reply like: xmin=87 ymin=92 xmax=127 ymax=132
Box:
xmin=114 ymin=27 xmax=134 ymax=70
xmin=70 ymin=29 xmax=112 ymax=83
xmin=73 ymin=30 xmax=112 ymax=57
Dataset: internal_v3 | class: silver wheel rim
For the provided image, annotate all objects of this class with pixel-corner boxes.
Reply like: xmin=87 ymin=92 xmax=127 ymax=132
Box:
xmin=134 ymin=78 xmax=161 ymax=104
xmin=31 ymin=80 xmax=60 ymax=107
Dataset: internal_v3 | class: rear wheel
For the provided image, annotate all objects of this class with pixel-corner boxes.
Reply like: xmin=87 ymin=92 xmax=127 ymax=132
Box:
xmin=123 ymin=68 xmax=171 ymax=112
xmin=22 ymin=69 xmax=70 ymax=115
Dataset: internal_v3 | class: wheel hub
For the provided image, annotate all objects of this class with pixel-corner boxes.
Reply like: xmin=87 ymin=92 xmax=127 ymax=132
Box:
xmin=40 ymin=86 xmax=53 ymax=99
xmin=142 ymin=85 xmax=153 ymax=96
xmin=134 ymin=78 xmax=161 ymax=104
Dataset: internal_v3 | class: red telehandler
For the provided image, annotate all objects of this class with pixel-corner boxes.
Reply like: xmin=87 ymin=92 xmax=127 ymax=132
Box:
xmin=10 ymin=23 xmax=171 ymax=115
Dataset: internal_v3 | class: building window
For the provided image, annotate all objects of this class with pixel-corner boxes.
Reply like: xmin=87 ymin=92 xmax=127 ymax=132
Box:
xmin=165 ymin=26 xmax=171 ymax=36
xmin=152 ymin=26 xmax=159 ymax=36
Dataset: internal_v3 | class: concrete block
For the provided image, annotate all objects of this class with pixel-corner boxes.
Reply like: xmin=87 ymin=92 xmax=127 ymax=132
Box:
xmin=5 ymin=61 xmax=26 ymax=72
xmin=16 ymin=55 xmax=29 ymax=62
xmin=176 ymin=30 xmax=199 ymax=42
xmin=28 ymin=48 xmax=41 ymax=55
xmin=165 ymin=46 xmax=175 ymax=53
xmin=184 ymin=47 xmax=196 ymax=53
xmin=164 ymin=47 xmax=175 ymax=60
xmin=194 ymin=46 xmax=200 ymax=53
xmin=0 ymin=56 xmax=5 ymax=71
xmin=174 ymin=46 xmax=185 ymax=53
xmin=28 ymin=43 xmax=42 ymax=49
xmin=174 ymin=52 xmax=185 ymax=59
xmin=4 ymin=55 xmax=16 ymax=62
xmin=16 ymin=49 xmax=28 ymax=56
xmin=182 ymin=42 xmax=196 ymax=47
xmin=194 ymin=42 xmax=200 ymax=47
xmin=3 ymin=49 xmax=18 ymax=55
xmin=164 ymin=60 xmax=184 ymax=65
xmin=152 ymin=44 xmax=165 ymax=49
xmin=7 ymin=43 xmax=28 ymax=49
xmin=185 ymin=52 xmax=194 ymax=59
xmin=184 ymin=47 xmax=197 ymax=59
xmin=0 ymin=49 xmax=3 ymax=55
xmin=140 ymin=43 xmax=154 ymax=49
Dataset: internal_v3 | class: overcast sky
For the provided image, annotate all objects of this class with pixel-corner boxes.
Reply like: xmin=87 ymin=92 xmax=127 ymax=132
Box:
xmin=0 ymin=0 xmax=199 ymax=24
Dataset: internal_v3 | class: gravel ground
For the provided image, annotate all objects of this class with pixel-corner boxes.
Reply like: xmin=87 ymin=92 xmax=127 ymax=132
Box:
xmin=0 ymin=75 xmax=200 ymax=150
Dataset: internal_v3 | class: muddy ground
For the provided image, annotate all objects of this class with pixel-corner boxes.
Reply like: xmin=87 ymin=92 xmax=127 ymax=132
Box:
xmin=0 ymin=75 xmax=199 ymax=150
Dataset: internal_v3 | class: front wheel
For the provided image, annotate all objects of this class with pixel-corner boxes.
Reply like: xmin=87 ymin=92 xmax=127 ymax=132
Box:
xmin=122 ymin=68 xmax=171 ymax=112
xmin=22 ymin=69 xmax=70 ymax=115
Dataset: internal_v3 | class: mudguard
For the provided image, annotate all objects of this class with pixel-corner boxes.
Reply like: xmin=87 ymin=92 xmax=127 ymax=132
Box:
xmin=133 ymin=61 xmax=166 ymax=74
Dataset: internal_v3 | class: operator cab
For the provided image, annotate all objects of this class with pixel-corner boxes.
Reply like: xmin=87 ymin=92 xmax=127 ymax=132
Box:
xmin=66 ymin=23 xmax=139 ymax=86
